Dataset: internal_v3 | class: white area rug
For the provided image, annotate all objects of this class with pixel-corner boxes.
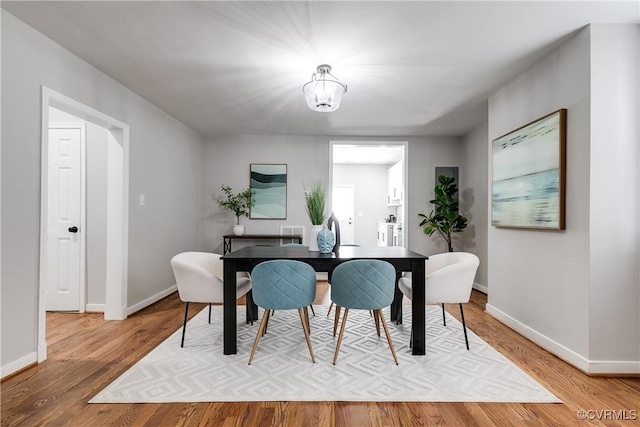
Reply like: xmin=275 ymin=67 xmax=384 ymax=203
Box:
xmin=90 ymin=305 xmax=560 ymax=403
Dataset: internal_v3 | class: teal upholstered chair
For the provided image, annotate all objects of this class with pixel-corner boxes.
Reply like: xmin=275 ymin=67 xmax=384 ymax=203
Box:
xmin=330 ymin=259 xmax=399 ymax=365
xmin=326 ymin=244 xmax=360 ymax=317
xmin=248 ymin=260 xmax=317 ymax=365
xmin=280 ymin=243 xmax=316 ymax=316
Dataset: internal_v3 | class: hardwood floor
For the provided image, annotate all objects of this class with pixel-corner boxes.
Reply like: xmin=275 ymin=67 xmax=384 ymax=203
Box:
xmin=2 ymin=284 xmax=639 ymax=426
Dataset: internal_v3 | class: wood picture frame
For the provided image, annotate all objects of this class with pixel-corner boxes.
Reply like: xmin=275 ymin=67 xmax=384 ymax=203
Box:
xmin=491 ymin=109 xmax=567 ymax=230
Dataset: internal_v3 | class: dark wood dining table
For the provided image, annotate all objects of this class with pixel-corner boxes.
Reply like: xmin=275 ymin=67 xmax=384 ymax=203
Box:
xmin=222 ymin=245 xmax=427 ymax=355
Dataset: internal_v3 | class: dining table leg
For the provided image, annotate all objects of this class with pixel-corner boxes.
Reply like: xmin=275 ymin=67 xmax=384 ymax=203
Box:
xmin=411 ymin=259 xmax=426 ymax=355
xmin=223 ymin=259 xmax=238 ymax=355
xmin=390 ymin=271 xmax=403 ymax=325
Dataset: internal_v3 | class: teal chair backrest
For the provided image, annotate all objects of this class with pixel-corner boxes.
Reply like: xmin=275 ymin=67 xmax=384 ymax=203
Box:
xmin=330 ymin=260 xmax=396 ymax=310
xmin=251 ymin=260 xmax=316 ymax=310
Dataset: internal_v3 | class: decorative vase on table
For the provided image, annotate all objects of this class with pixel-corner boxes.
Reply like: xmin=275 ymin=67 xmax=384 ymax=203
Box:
xmin=327 ymin=212 xmax=341 ymax=252
xmin=317 ymin=226 xmax=335 ymax=254
xmin=309 ymin=224 xmax=323 ymax=251
xmin=233 ymin=225 xmax=245 ymax=236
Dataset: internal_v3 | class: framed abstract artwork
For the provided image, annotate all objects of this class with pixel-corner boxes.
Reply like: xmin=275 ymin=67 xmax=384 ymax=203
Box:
xmin=250 ymin=164 xmax=287 ymax=219
xmin=491 ymin=109 xmax=567 ymax=230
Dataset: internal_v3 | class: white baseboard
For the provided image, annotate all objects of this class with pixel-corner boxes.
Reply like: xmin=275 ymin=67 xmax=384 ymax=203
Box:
xmin=3 ymin=286 xmax=177 ymax=379
xmin=86 ymin=304 xmax=106 ymax=312
xmin=486 ymin=303 xmax=640 ymax=375
xmin=1 ymin=351 xmax=37 ymax=379
xmin=125 ymin=285 xmax=177 ymax=317
xmin=586 ymin=360 xmax=640 ymax=375
xmin=472 ymin=282 xmax=487 ymax=294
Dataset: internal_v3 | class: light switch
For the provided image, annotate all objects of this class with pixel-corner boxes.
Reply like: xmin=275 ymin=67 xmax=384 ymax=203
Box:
xmin=358 ymin=211 xmax=364 ymax=217
xmin=139 ymin=194 xmax=146 ymax=206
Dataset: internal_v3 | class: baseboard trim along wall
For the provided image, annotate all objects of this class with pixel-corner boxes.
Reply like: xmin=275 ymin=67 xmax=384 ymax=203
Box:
xmin=486 ymin=304 xmax=640 ymax=375
xmin=86 ymin=304 xmax=106 ymax=312
xmin=125 ymin=285 xmax=178 ymax=317
xmin=3 ymin=286 xmax=178 ymax=379
xmin=1 ymin=351 xmax=38 ymax=379
xmin=473 ymin=282 xmax=487 ymax=294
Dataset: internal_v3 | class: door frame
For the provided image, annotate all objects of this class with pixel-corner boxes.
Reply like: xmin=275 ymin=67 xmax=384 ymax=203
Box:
xmin=329 ymin=140 xmax=408 ymax=246
xmin=38 ymin=86 xmax=130 ymax=362
xmin=46 ymin=122 xmax=87 ymax=313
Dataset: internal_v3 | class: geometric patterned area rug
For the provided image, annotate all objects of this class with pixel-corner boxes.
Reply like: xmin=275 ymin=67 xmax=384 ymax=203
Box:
xmin=89 ymin=305 xmax=560 ymax=403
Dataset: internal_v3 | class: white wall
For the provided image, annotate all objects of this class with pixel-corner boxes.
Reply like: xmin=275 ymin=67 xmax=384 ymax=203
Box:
xmin=487 ymin=24 xmax=639 ymax=373
xmin=200 ymin=134 xmax=331 ymax=253
xmin=404 ymin=137 xmax=463 ymax=256
xmin=202 ymin=135 xmax=464 ymax=257
xmin=588 ymin=24 xmax=639 ymax=364
xmin=333 ymin=163 xmax=390 ymax=247
xmin=1 ymin=12 xmax=202 ymax=375
xmin=461 ymin=121 xmax=489 ymax=289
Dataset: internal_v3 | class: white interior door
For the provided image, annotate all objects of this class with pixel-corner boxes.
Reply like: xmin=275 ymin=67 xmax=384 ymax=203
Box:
xmin=46 ymin=125 xmax=85 ymax=311
xmin=332 ymin=185 xmax=355 ymax=245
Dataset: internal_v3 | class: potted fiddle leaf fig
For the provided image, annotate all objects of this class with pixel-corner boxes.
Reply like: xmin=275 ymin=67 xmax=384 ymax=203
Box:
xmin=304 ymin=182 xmax=327 ymax=251
xmin=418 ymin=174 xmax=468 ymax=252
xmin=217 ymin=185 xmax=255 ymax=236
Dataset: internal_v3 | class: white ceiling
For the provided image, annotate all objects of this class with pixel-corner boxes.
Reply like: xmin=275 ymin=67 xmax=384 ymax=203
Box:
xmin=3 ymin=1 xmax=638 ymax=138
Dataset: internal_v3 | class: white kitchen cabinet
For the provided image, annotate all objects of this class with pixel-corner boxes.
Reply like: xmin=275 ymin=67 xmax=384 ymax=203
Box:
xmin=377 ymin=223 xmax=393 ymax=246
xmin=387 ymin=160 xmax=403 ymax=206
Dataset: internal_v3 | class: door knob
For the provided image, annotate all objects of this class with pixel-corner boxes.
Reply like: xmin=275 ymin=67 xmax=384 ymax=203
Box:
xmin=68 ymin=226 xmax=78 ymax=233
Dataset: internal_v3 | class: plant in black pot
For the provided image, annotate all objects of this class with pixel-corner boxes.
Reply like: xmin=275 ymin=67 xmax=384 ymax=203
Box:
xmin=217 ymin=185 xmax=255 ymax=236
xmin=418 ymin=175 xmax=468 ymax=252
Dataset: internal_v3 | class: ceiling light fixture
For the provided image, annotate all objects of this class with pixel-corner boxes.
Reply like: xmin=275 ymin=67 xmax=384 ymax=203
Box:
xmin=302 ymin=64 xmax=347 ymax=112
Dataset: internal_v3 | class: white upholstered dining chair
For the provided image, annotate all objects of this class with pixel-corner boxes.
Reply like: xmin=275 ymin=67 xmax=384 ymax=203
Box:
xmin=170 ymin=251 xmax=252 ymax=347
xmin=398 ymin=252 xmax=479 ymax=350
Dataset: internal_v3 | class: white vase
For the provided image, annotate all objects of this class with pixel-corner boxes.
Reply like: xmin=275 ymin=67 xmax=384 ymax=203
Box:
xmin=308 ymin=225 xmax=322 ymax=251
xmin=233 ymin=225 xmax=245 ymax=236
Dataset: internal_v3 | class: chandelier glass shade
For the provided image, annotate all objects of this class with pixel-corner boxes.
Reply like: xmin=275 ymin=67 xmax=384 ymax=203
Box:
xmin=302 ymin=64 xmax=347 ymax=112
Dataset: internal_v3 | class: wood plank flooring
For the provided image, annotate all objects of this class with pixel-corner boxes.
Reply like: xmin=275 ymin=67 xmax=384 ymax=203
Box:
xmin=2 ymin=284 xmax=639 ymax=426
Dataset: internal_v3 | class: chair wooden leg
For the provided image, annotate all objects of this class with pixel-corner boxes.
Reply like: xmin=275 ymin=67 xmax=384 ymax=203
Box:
xmin=373 ymin=310 xmax=381 ymax=336
xmin=303 ymin=306 xmax=311 ymax=334
xmin=460 ymin=303 xmax=470 ymax=350
xmin=263 ymin=309 xmax=272 ymax=336
xmin=442 ymin=303 xmax=446 ymax=326
xmin=378 ymin=309 xmax=399 ymax=365
xmin=333 ymin=305 xmax=342 ymax=337
xmin=309 ymin=304 xmax=316 ymax=316
xmin=327 ymin=301 xmax=334 ymax=317
xmin=298 ymin=308 xmax=316 ymax=363
xmin=333 ymin=309 xmax=349 ymax=365
xmin=248 ymin=310 xmax=271 ymax=365
xmin=181 ymin=302 xmax=189 ymax=348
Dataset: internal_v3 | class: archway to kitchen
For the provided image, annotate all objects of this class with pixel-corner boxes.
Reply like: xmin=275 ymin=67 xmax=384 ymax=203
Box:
xmin=329 ymin=141 xmax=407 ymax=248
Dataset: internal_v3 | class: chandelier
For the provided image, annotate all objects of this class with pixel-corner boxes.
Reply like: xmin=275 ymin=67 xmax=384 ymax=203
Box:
xmin=302 ymin=64 xmax=347 ymax=112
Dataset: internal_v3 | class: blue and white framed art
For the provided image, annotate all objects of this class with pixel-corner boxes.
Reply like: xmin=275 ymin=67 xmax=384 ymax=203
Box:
xmin=492 ymin=109 xmax=566 ymax=230
xmin=250 ymin=164 xmax=287 ymax=219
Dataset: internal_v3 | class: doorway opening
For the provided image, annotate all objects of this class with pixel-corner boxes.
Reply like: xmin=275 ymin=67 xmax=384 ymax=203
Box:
xmin=38 ymin=87 xmax=130 ymax=362
xmin=329 ymin=141 xmax=407 ymax=248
